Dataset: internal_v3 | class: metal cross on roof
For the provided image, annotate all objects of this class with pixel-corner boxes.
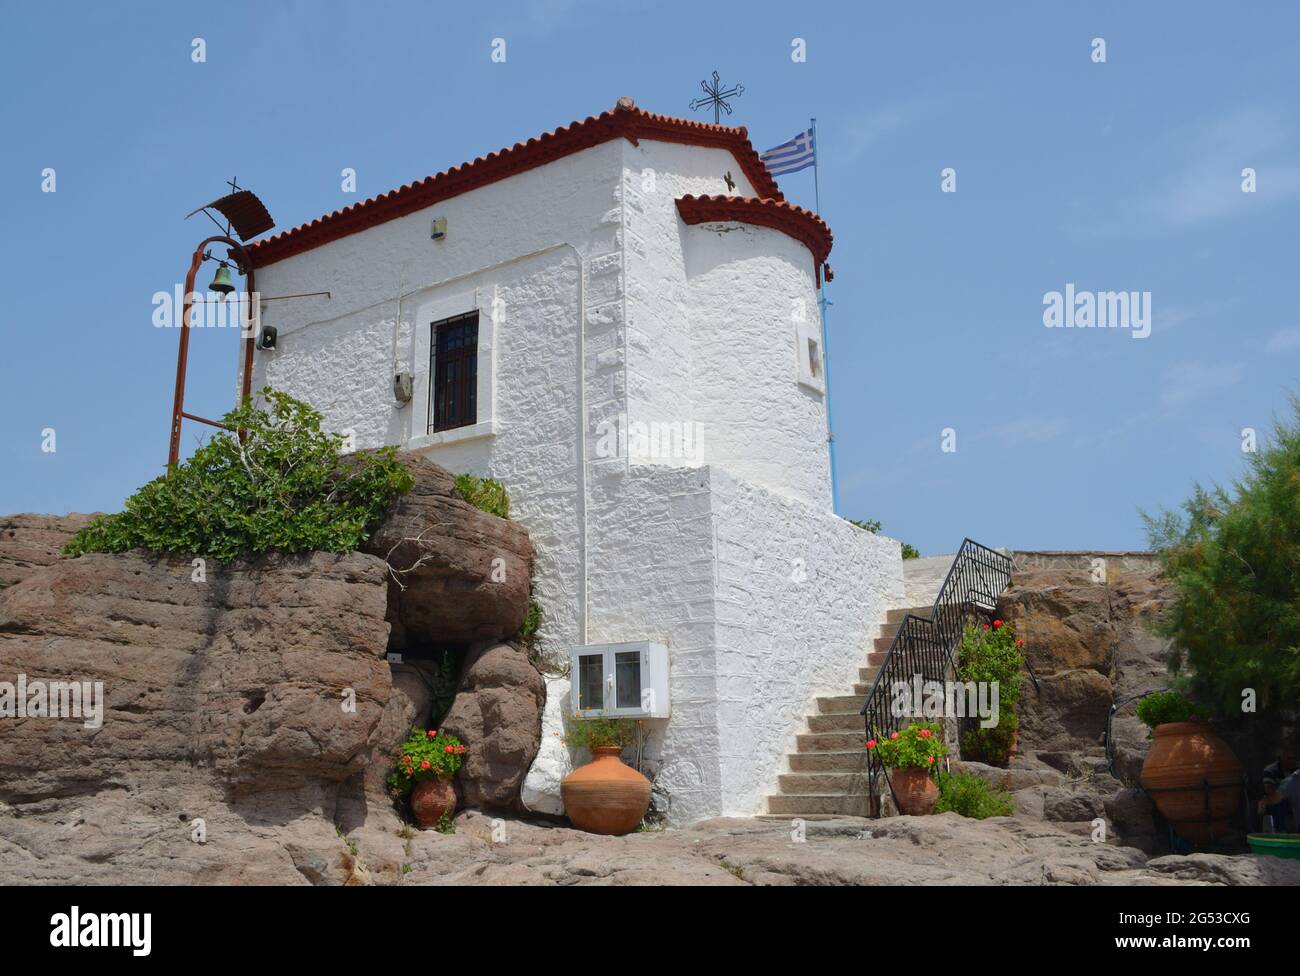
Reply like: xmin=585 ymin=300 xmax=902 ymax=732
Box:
xmin=689 ymin=71 xmax=744 ymax=125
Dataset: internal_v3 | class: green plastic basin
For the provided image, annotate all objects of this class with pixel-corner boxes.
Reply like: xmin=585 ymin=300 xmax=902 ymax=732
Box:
xmin=1246 ymin=833 xmax=1300 ymax=859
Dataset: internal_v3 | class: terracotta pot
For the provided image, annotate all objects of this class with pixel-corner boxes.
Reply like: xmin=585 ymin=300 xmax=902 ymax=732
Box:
xmin=561 ymin=746 xmax=651 ymax=835
xmin=891 ymin=766 xmax=939 ymax=815
xmin=410 ymin=776 xmax=457 ymax=829
xmin=1139 ymin=721 xmax=1243 ymax=845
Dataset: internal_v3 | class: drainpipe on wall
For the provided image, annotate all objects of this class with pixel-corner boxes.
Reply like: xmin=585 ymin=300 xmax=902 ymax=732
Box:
xmin=559 ymin=243 xmax=589 ymax=645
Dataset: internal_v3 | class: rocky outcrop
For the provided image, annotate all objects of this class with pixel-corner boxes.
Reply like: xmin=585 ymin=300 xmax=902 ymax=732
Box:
xmin=0 ymin=549 xmax=397 ymax=883
xmin=998 ymin=567 xmax=1176 ymax=761
xmin=362 ymin=453 xmax=534 ymax=646
xmin=0 ymin=513 xmax=95 ymax=592
xmin=0 ymin=550 xmax=394 ymax=804
xmin=439 ymin=643 xmax=545 ymax=810
xmin=386 ymin=810 xmax=1300 ymax=886
xmin=993 ymin=566 xmax=1179 ymax=851
xmin=0 ymin=454 xmax=543 ymax=884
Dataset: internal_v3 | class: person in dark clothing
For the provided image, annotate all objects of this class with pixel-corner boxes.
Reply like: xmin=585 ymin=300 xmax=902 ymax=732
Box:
xmin=1263 ymin=751 xmax=1297 ymax=781
xmin=1258 ymin=753 xmax=1298 ymax=831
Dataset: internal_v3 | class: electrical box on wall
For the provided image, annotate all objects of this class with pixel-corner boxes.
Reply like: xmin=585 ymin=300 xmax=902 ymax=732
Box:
xmin=393 ymin=371 xmax=413 ymax=403
xmin=569 ymin=641 xmax=670 ymax=719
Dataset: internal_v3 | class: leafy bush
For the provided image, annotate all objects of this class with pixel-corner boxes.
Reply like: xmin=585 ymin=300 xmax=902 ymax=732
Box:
xmin=64 ymin=389 xmax=413 ymax=562
xmin=454 ymin=474 xmax=510 ymax=519
xmin=1135 ymin=690 xmax=1196 ymax=730
xmin=1143 ymin=406 xmax=1300 ymax=717
xmin=563 ymin=717 xmax=636 ymax=751
xmin=386 ymin=727 xmax=467 ymax=795
xmin=957 ymin=619 xmax=1024 ymax=767
xmin=865 ymin=721 xmax=946 ymax=769
xmin=935 ymin=772 xmax=1015 ymax=819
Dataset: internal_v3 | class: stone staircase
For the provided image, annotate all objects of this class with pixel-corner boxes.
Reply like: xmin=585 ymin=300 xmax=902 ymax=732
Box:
xmin=766 ymin=604 xmax=933 ymax=818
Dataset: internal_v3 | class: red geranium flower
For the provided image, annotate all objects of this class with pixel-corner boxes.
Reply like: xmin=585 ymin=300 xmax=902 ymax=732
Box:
xmin=420 ymin=759 xmax=431 ymax=770
xmin=919 ymin=728 xmax=932 ymax=739
xmin=426 ymin=730 xmax=437 ymax=738
xmin=927 ymin=756 xmax=935 ymax=764
xmin=865 ymin=739 xmax=877 ymax=749
xmin=982 ymin=623 xmax=990 ymax=631
xmin=890 ymin=731 xmax=899 ymax=740
xmin=444 ymin=745 xmax=454 ymax=753
xmin=993 ymin=619 xmax=1003 ymax=629
xmin=1015 ymin=639 xmax=1024 ymax=648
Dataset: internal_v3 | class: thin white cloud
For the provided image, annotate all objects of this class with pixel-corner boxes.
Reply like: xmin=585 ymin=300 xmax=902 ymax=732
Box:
xmin=840 ymin=97 xmax=936 ymax=162
xmin=1265 ymin=328 xmax=1300 ymax=353
xmin=1144 ymin=107 xmax=1300 ymax=227
xmin=1160 ymin=360 xmax=1245 ymax=407
xmin=987 ymin=416 xmax=1069 ymax=447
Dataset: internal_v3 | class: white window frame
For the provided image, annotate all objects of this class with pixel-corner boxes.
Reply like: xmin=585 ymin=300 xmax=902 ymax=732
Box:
xmin=569 ymin=641 xmax=670 ymax=719
xmin=404 ymin=286 xmax=499 ymax=452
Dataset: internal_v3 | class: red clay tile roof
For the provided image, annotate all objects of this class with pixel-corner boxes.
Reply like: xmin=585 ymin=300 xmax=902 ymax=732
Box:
xmin=246 ymin=97 xmax=786 ymax=269
xmin=675 ymin=194 xmax=833 ymax=281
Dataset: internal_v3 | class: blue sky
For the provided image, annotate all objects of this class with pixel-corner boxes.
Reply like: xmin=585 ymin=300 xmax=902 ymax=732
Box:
xmin=2 ymin=0 xmax=1298 ymax=555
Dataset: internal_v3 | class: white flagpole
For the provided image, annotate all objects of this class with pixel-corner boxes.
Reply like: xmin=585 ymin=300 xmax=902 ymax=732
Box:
xmin=811 ymin=117 xmax=840 ymax=513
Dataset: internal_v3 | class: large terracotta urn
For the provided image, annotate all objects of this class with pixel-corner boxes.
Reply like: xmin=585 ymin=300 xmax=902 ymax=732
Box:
xmin=561 ymin=746 xmax=652 ymax=835
xmin=410 ymin=776 xmax=457 ymax=829
xmin=1139 ymin=721 xmax=1243 ymax=845
xmin=891 ymin=766 xmax=939 ymax=815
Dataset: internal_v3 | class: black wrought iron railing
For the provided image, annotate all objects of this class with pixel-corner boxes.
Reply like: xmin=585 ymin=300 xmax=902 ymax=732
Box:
xmin=860 ymin=538 xmax=1013 ymax=815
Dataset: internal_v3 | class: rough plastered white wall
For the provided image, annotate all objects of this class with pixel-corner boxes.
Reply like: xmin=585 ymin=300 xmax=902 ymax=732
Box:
xmin=617 ymin=139 xmax=831 ymax=508
xmin=523 ymin=462 xmax=903 ymax=825
xmin=249 ymin=139 xmax=627 ymax=662
xmin=682 ymin=224 xmax=832 ymax=508
xmin=582 ymin=465 xmax=722 ymax=822
xmin=708 ymin=468 xmax=905 ymax=815
xmin=614 ymin=140 xmax=755 ymax=477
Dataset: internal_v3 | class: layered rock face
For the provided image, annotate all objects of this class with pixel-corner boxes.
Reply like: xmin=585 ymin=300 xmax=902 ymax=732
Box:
xmin=362 ymin=453 xmax=534 ymax=645
xmin=0 ymin=513 xmax=96 ymax=592
xmin=439 ymin=643 xmax=545 ymax=810
xmin=0 ymin=455 xmax=541 ymax=884
xmin=0 ymin=549 xmax=395 ymax=883
xmin=989 ymin=566 xmax=1178 ymax=852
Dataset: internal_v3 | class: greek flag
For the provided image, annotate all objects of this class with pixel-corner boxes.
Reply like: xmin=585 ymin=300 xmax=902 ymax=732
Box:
xmin=760 ymin=128 xmax=816 ymax=176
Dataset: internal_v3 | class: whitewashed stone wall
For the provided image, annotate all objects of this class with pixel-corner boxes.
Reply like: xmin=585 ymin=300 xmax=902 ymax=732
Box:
xmin=709 ymin=468 xmax=904 ymax=815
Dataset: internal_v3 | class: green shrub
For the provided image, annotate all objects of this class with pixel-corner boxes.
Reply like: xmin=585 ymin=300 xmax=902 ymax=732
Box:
xmin=957 ymin=619 xmax=1024 ymax=767
xmin=1143 ymin=405 xmax=1300 ymax=717
xmin=64 ymin=389 xmax=413 ymax=562
xmin=454 ymin=474 xmax=510 ymax=519
xmin=1135 ymin=690 xmax=1196 ymax=730
xmin=935 ymin=772 xmax=1015 ymax=819
xmin=563 ymin=717 xmax=636 ymax=751
xmin=866 ymin=721 xmax=946 ymax=769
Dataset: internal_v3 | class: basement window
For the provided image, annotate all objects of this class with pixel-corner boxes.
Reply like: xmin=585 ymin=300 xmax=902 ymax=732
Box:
xmin=429 ymin=311 xmax=478 ymax=432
